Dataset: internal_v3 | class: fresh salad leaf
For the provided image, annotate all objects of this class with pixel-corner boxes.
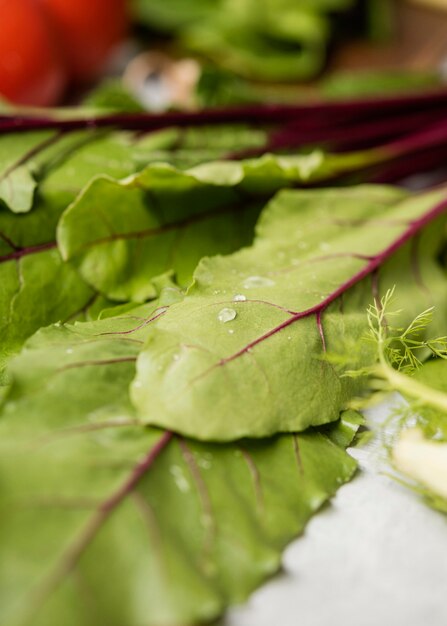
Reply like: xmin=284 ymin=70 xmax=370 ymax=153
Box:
xmin=0 ymin=292 xmax=181 ymax=431
xmin=131 ymin=185 xmax=447 ymax=440
xmin=0 ymin=126 xmax=272 ymax=372
xmin=0 ymin=199 xmax=94 ymax=379
xmin=0 ymin=131 xmax=58 ymax=213
xmin=57 ymin=151 xmax=383 ymax=302
xmin=1 ymin=92 xmax=447 ymax=626
xmin=0 ymin=286 xmax=359 ymax=626
xmin=0 ymin=388 xmax=358 ymax=626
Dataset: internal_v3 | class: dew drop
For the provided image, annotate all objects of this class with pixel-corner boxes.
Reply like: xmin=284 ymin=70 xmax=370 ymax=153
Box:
xmin=65 ymin=348 xmax=73 ymax=355
xmin=233 ymin=294 xmax=246 ymax=302
xmin=217 ymin=308 xmax=237 ymax=323
xmin=287 ymin=336 xmax=292 ymax=341
xmin=228 ymin=329 xmax=234 ymax=335
xmin=243 ymin=275 xmax=275 ymax=289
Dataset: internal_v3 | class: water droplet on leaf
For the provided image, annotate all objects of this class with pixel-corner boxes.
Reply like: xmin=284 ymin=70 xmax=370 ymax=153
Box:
xmin=233 ymin=294 xmax=246 ymax=302
xmin=217 ymin=308 xmax=237 ymax=323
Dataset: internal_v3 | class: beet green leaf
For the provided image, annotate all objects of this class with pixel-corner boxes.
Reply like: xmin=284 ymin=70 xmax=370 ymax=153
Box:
xmin=0 ymin=131 xmax=58 ymax=214
xmin=130 ymin=185 xmax=447 ymax=440
xmin=0 ymin=291 xmax=181 ymax=432
xmin=0 ymin=200 xmax=94 ymax=380
xmin=57 ymin=150 xmax=376 ymax=302
xmin=0 ymin=292 xmax=360 ymax=626
xmin=0 ymin=381 xmax=358 ymax=626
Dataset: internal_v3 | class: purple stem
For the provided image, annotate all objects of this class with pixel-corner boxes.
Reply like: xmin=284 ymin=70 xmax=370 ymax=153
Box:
xmin=2 ymin=88 xmax=447 ymax=134
xmin=0 ymin=241 xmax=57 ymax=264
xmin=371 ymin=144 xmax=447 ymax=184
xmin=234 ymin=107 xmax=447 ymax=158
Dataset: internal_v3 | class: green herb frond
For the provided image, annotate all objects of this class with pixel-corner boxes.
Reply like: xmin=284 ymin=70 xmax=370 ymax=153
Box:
xmin=367 ymin=288 xmax=446 ymax=374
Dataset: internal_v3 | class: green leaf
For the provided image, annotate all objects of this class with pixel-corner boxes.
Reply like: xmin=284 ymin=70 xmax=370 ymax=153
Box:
xmin=0 ymin=397 xmax=357 ymax=626
xmin=0 ymin=294 xmax=180 ymax=429
xmin=130 ymin=185 xmax=447 ymax=440
xmin=57 ymin=151 xmax=376 ymax=302
xmin=0 ymin=290 xmax=359 ymax=625
xmin=0 ymin=131 xmax=57 ymax=213
xmin=38 ymin=133 xmax=140 ymax=210
xmin=2 ymin=130 xmax=294 ymax=377
xmin=0 ymin=200 xmax=94 ymax=379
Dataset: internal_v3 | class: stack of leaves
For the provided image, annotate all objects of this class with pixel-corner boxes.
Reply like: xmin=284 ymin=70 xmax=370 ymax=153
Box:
xmin=1 ymin=92 xmax=447 ymax=625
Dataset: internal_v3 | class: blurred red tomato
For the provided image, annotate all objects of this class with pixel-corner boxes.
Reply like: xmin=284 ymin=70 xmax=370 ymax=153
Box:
xmin=39 ymin=0 xmax=129 ymax=83
xmin=0 ymin=0 xmax=66 ymax=106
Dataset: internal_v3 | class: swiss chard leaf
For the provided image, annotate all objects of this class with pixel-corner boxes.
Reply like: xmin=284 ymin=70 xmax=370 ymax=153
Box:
xmin=130 ymin=185 xmax=447 ymax=440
